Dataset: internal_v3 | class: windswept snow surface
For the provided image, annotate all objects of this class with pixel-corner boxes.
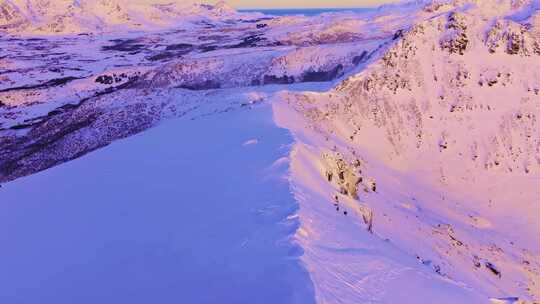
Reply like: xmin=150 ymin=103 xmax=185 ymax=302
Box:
xmin=0 ymin=104 xmax=315 ymax=304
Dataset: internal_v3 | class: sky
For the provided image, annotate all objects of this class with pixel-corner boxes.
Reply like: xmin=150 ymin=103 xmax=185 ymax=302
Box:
xmin=208 ymin=0 xmax=399 ymax=9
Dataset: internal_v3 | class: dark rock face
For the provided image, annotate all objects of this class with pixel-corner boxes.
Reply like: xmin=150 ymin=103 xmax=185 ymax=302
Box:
xmin=263 ymin=75 xmax=295 ymax=85
xmin=302 ymin=64 xmax=344 ymax=82
xmin=507 ymin=30 xmax=525 ymax=55
xmin=353 ymin=51 xmax=368 ymax=65
xmin=0 ymin=92 xmax=156 ymax=183
xmin=441 ymin=12 xmax=469 ymax=55
xmin=102 ymin=39 xmax=146 ymax=52
xmin=229 ymin=34 xmax=266 ymax=48
xmin=485 ymin=20 xmax=535 ymax=56
xmin=533 ymin=40 xmax=540 ymax=55
xmin=178 ymin=80 xmax=221 ymax=90
xmin=165 ymin=43 xmax=193 ymax=51
xmin=423 ymin=2 xmax=444 ymax=13
xmin=146 ymin=51 xmax=182 ymax=62
xmin=95 ymin=73 xmax=138 ymax=85
xmin=0 ymin=76 xmax=81 ymax=93
xmin=393 ymin=29 xmax=404 ymax=41
xmin=199 ymin=45 xmax=218 ymax=52
xmin=0 ymin=1 xmax=25 ymax=29
xmin=95 ymin=75 xmax=114 ymax=84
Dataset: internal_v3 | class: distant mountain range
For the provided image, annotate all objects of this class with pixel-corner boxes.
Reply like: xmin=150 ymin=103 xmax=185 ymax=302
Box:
xmin=0 ymin=0 xmax=239 ymax=34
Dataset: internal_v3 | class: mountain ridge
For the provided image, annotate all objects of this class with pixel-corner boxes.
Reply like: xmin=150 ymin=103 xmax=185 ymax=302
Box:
xmin=0 ymin=0 xmax=239 ymax=34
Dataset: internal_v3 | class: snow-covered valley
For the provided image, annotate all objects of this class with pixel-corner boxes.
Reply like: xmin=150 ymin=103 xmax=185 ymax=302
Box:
xmin=1 ymin=0 xmax=540 ymax=303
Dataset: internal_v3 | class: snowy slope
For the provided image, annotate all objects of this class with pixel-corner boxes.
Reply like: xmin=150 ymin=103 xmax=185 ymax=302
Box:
xmin=273 ymin=0 xmax=540 ymax=302
xmin=0 ymin=102 xmax=315 ymax=304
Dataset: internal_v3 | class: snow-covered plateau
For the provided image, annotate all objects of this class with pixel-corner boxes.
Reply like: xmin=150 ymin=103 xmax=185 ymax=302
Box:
xmin=1 ymin=0 xmax=540 ymax=303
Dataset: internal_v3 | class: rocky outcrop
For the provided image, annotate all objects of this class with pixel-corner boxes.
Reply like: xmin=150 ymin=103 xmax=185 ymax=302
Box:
xmin=0 ymin=0 xmax=26 ymax=30
xmin=440 ymin=12 xmax=469 ymax=55
xmin=486 ymin=20 xmax=540 ymax=56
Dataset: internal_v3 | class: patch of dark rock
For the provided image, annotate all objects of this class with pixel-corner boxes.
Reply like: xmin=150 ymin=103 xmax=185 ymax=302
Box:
xmin=449 ymin=234 xmax=463 ymax=246
xmin=145 ymin=51 xmax=183 ymax=62
xmin=263 ymin=75 xmax=295 ymax=85
xmin=488 ymin=79 xmax=498 ymax=87
xmin=393 ymin=29 xmax=404 ymax=40
xmin=269 ymin=41 xmax=284 ymax=47
xmin=199 ymin=45 xmax=218 ymax=52
xmin=228 ymin=34 xmax=266 ymax=48
xmin=196 ymin=20 xmax=216 ymax=28
xmin=102 ymin=39 xmax=146 ymax=52
xmin=15 ymin=77 xmax=141 ymax=131
xmin=95 ymin=73 xmax=134 ymax=85
xmin=240 ymin=17 xmax=273 ymax=24
xmin=441 ymin=13 xmax=469 ymax=55
xmin=177 ymin=80 xmax=221 ymax=91
xmin=473 ymin=256 xmax=482 ymax=268
xmin=256 ymin=23 xmax=268 ymax=29
xmin=95 ymin=74 xmax=114 ymax=85
xmin=0 ymin=76 xmax=82 ymax=93
xmin=485 ymin=262 xmax=502 ymax=278
xmin=424 ymin=3 xmax=444 ymax=13
xmin=165 ymin=43 xmax=193 ymax=51
xmin=507 ymin=34 xmax=523 ymax=55
xmin=198 ymin=35 xmax=227 ymax=41
xmin=1 ymin=113 xmax=100 ymax=181
xmin=0 ymin=79 xmax=149 ymax=183
xmin=353 ymin=51 xmax=368 ymax=65
xmin=9 ymin=123 xmax=34 ymax=130
xmin=301 ymin=64 xmax=344 ymax=82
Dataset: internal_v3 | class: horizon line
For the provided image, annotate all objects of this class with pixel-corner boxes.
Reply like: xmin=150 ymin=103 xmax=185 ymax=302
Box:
xmin=235 ymin=6 xmax=380 ymax=9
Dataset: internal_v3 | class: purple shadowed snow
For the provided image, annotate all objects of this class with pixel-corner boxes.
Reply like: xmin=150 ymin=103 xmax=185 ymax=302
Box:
xmin=0 ymin=104 xmax=315 ymax=304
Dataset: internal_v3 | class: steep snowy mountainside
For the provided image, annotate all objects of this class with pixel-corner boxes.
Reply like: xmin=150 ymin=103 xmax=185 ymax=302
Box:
xmin=275 ymin=0 xmax=540 ymax=302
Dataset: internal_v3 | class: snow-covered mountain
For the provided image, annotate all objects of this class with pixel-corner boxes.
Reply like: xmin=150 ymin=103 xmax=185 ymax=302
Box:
xmin=274 ymin=0 xmax=540 ymax=302
xmin=1 ymin=0 xmax=540 ymax=303
xmin=0 ymin=0 xmax=239 ymax=34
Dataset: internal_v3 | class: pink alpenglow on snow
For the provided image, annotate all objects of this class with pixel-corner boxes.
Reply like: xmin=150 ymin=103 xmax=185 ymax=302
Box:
xmin=1 ymin=1 xmax=540 ymax=304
